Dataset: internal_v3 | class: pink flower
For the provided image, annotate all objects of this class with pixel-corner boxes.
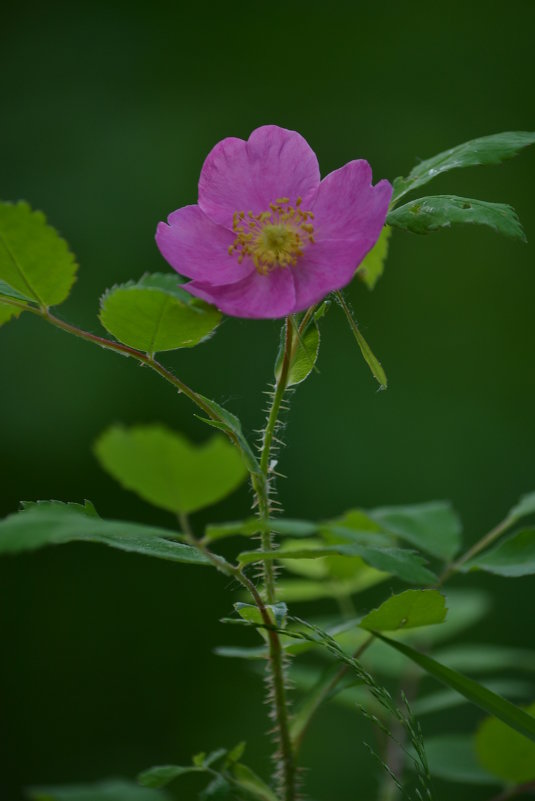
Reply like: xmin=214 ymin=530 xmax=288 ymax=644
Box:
xmin=156 ymin=125 xmax=392 ymax=319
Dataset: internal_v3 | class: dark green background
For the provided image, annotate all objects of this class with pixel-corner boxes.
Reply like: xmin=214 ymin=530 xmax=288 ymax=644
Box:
xmin=1 ymin=1 xmax=534 ymax=799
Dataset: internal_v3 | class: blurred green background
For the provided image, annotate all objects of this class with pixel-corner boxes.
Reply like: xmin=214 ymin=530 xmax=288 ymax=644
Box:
xmin=1 ymin=1 xmax=534 ymax=799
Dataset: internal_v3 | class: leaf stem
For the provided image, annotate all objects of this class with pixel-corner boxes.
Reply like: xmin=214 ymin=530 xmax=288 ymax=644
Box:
xmin=437 ymin=514 xmax=515 ymax=585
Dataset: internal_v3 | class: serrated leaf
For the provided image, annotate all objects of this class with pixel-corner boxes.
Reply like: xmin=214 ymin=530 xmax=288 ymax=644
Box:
xmin=476 ymin=702 xmax=535 ymax=783
xmin=0 ymin=501 xmax=208 ymax=565
xmin=387 ymin=195 xmax=526 ymax=241
xmin=0 ymin=201 xmax=77 ymax=307
xmin=393 ymin=131 xmax=535 ymax=203
xmin=95 ymin=425 xmax=247 ymax=515
xmin=99 ymin=273 xmax=221 ymax=354
xmin=376 ymin=634 xmax=535 ymax=743
xmin=238 ymin=543 xmax=436 ymax=585
xmin=274 ymin=313 xmax=322 ymax=388
xmin=464 ymin=528 xmax=535 ymax=576
xmin=194 ymin=394 xmax=260 ymax=476
xmin=369 ymin=501 xmax=462 ymax=561
xmin=357 ymin=225 xmax=391 ymax=290
xmin=28 ymin=779 xmax=170 ymax=801
xmin=411 ymin=735 xmax=497 ymax=785
xmin=360 ymin=589 xmax=447 ymax=632
xmin=335 ymin=291 xmax=387 ymax=389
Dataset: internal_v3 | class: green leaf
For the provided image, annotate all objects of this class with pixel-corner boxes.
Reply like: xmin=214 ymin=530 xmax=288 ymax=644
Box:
xmin=393 ymin=131 xmax=535 ymax=203
xmin=200 ymin=776 xmax=231 ymax=800
xmin=28 ymin=779 xmax=170 ymax=801
xmin=231 ymin=765 xmax=279 ymax=801
xmin=0 ymin=300 xmax=23 ymax=327
xmin=357 ymin=225 xmax=391 ymax=290
xmin=194 ymin=394 xmax=260 ymax=476
xmin=0 ymin=278 xmax=34 ymax=301
xmin=138 ymin=765 xmax=206 ymax=789
xmin=476 ymin=702 xmax=535 ymax=783
xmin=433 ymin=643 xmax=535 ymax=674
xmin=413 ymin=680 xmax=534 ymax=717
xmin=335 ymin=291 xmax=387 ymax=389
xmin=413 ymin=735 xmax=497 ymax=785
xmin=509 ymin=491 xmax=535 ymax=522
xmin=376 ymin=634 xmax=535 ymax=743
xmin=369 ymin=501 xmax=462 ymax=561
xmin=238 ymin=543 xmax=436 ymax=585
xmin=465 ymin=528 xmax=535 ymax=576
xmin=360 ymin=589 xmax=447 ymax=632
xmin=0 ymin=201 xmax=77 ymax=307
xmin=274 ymin=309 xmax=325 ymax=387
xmin=0 ymin=500 xmax=208 ymax=565
xmin=274 ymin=571 xmax=388 ymax=603
xmin=99 ymin=273 xmax=221 ymax=354
xmin=235 ymin=601 xmax=287 ymax=629
xmin=205 ymin=517 xmax=317 ymax=543
xmin=387 ymin=195 xmax=526 ymax=241
xmin=94 ymin=425 xmax=247 ymax=515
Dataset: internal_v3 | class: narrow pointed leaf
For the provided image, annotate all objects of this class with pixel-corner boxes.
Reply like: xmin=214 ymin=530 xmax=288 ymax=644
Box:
xmin=0 ymin=500 xmax=208 ymax=565
xmin=100 ymin=273 xmax=221 ymax=353
xmin=393 ymin=131 xmax=535 ymax=202
xmin=231 ymin=764 xmax=279 ymax=801
xmin=376 ymin=634 xmax=535 ymax=743
xmin=0 ymin=201 xmax=77 ymax=307
xmin=335 ymin=291 xmax=387 ymax=388
xmin=387 ymin=195 xmax=526 ymax=241
xmin=95 ymin=425 xmax=247 ymax=514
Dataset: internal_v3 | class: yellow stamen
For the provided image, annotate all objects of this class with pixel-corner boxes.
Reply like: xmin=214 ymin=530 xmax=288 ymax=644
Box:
xmin=228 ymin=197 xmax=315 ymax=274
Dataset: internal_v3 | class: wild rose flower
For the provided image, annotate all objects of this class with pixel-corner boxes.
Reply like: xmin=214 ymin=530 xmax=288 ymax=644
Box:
xmin=156 ymin=125 xmax=392 ymax=319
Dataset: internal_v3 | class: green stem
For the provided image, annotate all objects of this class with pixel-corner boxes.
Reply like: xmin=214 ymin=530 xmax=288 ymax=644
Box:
xmin=437 ymin=514 xmax=515 ymax=585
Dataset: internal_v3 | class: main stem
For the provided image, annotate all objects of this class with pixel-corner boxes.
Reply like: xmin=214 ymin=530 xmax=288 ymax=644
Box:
xmin=254 ymin=316 xmax=297 ymax=801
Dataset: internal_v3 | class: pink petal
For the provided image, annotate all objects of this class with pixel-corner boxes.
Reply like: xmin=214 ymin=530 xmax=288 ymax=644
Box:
xmin=291 ymin=238 xmax=377 ymax=312
xmin=155 ymin=204 xmax=254 ymax=285
xmin=311 ymin=160 xmax=392 ymax=243
xmin=198 ymin=125 xmax=320 ymax=228
xmin=185 ymin=268 xmax=296 ymax=319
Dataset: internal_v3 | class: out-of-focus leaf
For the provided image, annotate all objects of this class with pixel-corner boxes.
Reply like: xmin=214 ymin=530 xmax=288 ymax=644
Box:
xmin=0 ymin=500 xmax=208 ymax=565
xmin=369 ymin=501 xmax=462 ymax=561
xmin=231 ymin=764 xmax=279 ymax=801
xmin=357 ymin=225 xmax=391 ymax=290
xmin=465 ymin=529 xmax=535 ymax=576
xmin=238 ymin=542 xmax=436 ymax=585
xmin=392 ymin=131 xmax=535 ymax=202
xmin=138 ymin=765 xmax=205 ymax=788
xmin=433 ymin=643 xmax=535 ymax=674
xmin=377 ymin=635 xmax=535 ymax=742
xmin=411 ymin=735 xmax=497 ymax=785
xmin=28 ymin=779 xmax=171 ymax=801
xmin=360 ymin=590 xmax=447 ymax=632
xmin=204 ymin=518 xmax=317 ymax=543
xmin=274 ymin=569 xmax=388 ymax=603
xmin=509 ymin=491 xmax=535 ymax=522
xmin=0 ymin=300 xmax=23 ymax=327
xmin=0 ymin=201 xmax=78 ymax=307
xmin=95 ymin=425 xmax=247 ymax=515
xmin=387 ymin=195 xmax=526 ymax=241
xmin=99 ymin=273 xmax=221 ymax=354
xmin=476 ymin=703 xmax=535 ymax=783
xmin=413 ymin=680 xmax=533 ymax=716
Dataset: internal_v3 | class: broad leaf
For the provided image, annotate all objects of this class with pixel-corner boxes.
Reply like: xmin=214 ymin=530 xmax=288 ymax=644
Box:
xmin=360 ymin=589 xmax=447 ymax=632
xmin=0 ymin=301 xmax=23 ymax=327
xmin=387 ymin=195 xmax=526 ymax=241
xmin=0 ymin=201 xmax=77 ymax=307
xmin=100 ymin=273 xmax=221 ymax=354
xmin=369 ymin=501 xmax=462 ymax=561
xmin=393 ymin=131 xmax=535 ymax=203
xmin=95 ymin=425 xmax=247 ymax=514
xmin=28 ymin=779 xmax=170 ymax=801
xmin=476 ymin=703 xmax=535 ymax=782
xmin=414 ymin=735 xmax=496 ymax=785
xmin=376 ymin=634 xmax=535 ymax=743
xmin=357 ymin=225 xmax=391 ymax=290
xmin=465 ymin=528 xmax=535 ymax=576
xmin=0 ymin=501 xmax=208 ymax=565
xmin=238 ymin=543 xmax=436 ymax=585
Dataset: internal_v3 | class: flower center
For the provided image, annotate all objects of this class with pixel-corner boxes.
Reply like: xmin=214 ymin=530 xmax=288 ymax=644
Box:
xmin=228 ymin=197 xmax=315 ymax=275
